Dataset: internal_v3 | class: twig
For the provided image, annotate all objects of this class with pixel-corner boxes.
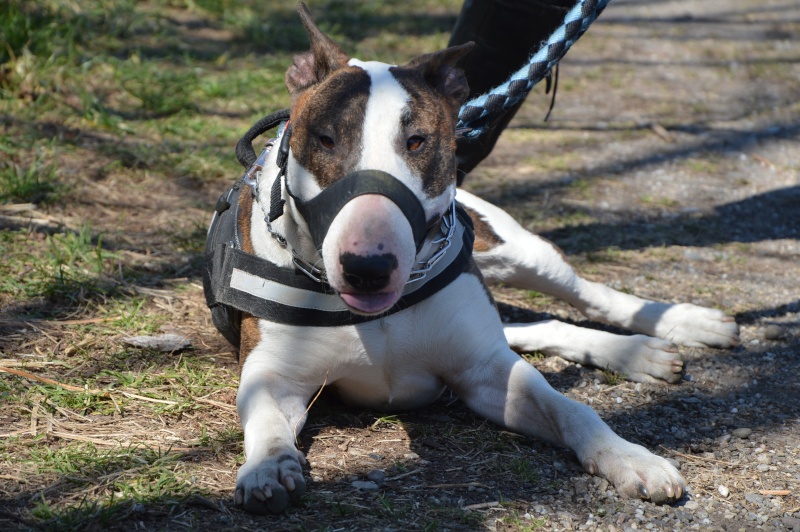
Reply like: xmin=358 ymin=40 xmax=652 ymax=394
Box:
xmin=0 ymin=365 xmax=100 ymax=393
xmin=121 ymin=391 xmax=179 ymax=405
xmin=659 ymin=445 xmax=737 ymax=466
xmin=407 ymin=482 xmax=490 ymax=490
xmin=194 ymin=396 xmax=236 ymax=412
xmin=751 ymin=154 xmax=776 ymax=169
xmin=650 ymin=123 xmax=675 ymax=142
xmin=464 ymin=501 xmax=500 ymax=511
xmin=0 ymin=316 xmax=119 ymax=327
xmin=295 ymin=368 xmax=329 ymax=445
xmin=759 ymin=489 xmax=791 ymax=496
xmin=385 ymin=468 xmax=423 ymax=481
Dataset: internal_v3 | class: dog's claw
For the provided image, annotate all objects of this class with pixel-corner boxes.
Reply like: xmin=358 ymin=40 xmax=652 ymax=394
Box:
xmin=234 ymin=488 xmax=243 ymax=506
xmin=252 ymin=487 xmax=268 ymax=501
xmin=638 ymin=484 xmax=650 ymax=499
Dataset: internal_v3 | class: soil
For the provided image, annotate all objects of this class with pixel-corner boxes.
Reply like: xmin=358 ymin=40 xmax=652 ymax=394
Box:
xmin=1 ymin=0 xmax=799 ymax=530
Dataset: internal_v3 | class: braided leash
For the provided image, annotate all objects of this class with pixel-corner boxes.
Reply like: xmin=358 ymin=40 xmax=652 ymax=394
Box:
xmin=456 ymin=0 xmax=611 ymax=138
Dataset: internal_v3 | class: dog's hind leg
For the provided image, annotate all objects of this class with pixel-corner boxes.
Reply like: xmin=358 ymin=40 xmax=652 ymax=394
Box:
xmin=458 ymin=190 xmax=739 ymax=379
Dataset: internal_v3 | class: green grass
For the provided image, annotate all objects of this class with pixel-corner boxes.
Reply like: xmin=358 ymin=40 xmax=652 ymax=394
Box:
xmin=0 ymin=139 xmax=62 ymax=204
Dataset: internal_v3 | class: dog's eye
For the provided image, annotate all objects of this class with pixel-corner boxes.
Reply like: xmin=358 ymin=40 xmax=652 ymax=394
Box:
xmin=319 ymin=135 xmax=335 ymax=149
xmin=407 ymin=135 xmax=425 ymax=152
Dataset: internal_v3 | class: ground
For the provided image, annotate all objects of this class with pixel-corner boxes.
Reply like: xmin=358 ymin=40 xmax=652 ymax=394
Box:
xmin=0 ymin=0 xmax=798 ymax=530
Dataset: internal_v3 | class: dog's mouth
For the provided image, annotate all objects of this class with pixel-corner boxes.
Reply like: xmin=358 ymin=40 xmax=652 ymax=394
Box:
xmin=339 ymin=291 xmax=399 ymax=315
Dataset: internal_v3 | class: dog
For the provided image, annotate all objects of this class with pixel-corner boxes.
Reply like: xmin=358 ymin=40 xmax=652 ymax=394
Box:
xmin=204 ymin=3 xmax=740 ymax=514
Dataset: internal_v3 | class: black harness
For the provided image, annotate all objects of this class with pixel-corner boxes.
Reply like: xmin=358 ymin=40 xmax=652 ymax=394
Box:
xmin=203 ymin=115 xmax=474 ymax=348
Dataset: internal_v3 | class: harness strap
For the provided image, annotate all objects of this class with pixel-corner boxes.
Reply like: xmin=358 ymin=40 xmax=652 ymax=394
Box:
xmin=204 ymin=197 xmax=474 ymax=332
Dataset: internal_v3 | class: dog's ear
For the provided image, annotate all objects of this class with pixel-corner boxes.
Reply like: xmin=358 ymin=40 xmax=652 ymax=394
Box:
xmin=286 ymin=2 xmax=351 ymax=93
xmin=401 ymin=42 xmax=475 ymax=114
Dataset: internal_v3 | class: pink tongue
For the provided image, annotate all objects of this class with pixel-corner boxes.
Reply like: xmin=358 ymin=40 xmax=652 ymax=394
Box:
xmin=340 ymin=292 xmax=398 ymax=314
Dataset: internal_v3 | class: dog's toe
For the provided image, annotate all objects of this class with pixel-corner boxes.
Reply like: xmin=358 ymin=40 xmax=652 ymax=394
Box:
xmin=235 ymin=451 xmax=307 ymax=514
xmin=649 ymin=304 xmax=740 ymax=349
xmin=587 ymin=440 xmax=686 ymax=504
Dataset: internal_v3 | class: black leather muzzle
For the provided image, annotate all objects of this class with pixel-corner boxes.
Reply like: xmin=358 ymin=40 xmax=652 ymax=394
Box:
xmin=287 ymin=169 xmax=429 ymax=253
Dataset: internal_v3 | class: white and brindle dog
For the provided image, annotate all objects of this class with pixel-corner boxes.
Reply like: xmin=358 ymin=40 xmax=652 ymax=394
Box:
xmin=210 ymin=3 xmax=739 ymax=515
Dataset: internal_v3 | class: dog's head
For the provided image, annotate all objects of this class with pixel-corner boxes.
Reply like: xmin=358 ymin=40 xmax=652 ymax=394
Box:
xmin=282 ymin=3 xmax=473 ymax=315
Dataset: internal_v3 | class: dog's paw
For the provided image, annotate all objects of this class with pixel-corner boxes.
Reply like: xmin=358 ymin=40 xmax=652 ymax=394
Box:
xmin=234 ymin=449 xmax=307 ymax=514
xmin=645 ymin=303 xmax=739 ymax=348
xmin=583 ymin=441 xmax=685 ymax=504
xmin=601 ymin=335 xmax=683 ymax=384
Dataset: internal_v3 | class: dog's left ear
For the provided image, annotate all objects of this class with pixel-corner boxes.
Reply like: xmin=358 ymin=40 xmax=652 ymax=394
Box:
xmin=398 ymin=42 xmax=475 ymax=115
xmin=286 ymin=2 xmax=351 ymax=94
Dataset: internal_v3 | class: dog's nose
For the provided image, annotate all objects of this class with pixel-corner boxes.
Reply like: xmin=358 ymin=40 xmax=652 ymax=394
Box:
xmin=339 ymin=252 xmax=398 ymax=291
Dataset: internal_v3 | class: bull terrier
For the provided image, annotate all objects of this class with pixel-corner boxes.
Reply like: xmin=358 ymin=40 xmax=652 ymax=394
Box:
xmin=204 ymin=3 xmax=739 ymax=514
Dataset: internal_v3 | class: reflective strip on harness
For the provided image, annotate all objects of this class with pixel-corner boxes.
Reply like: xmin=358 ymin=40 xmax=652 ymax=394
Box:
xmin=230 ymin=268 xmax=350 ymax=312
xmin=204 ymin=199 xmax=474 ymax=330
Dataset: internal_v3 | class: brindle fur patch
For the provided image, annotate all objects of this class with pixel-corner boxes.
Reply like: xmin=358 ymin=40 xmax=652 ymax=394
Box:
xmin=289 ymin=67 xmax=371 ymax=189
xmin=389 ymin=67 xmax=459 ymax=199
xmin=461 ymin=205 xmax=505 ymax=253
xmin=236 ymin=185 xmax=260 ymax=370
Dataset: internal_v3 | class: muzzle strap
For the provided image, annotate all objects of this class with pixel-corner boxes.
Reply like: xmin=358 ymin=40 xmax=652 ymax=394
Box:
xmin=288 ymin=169 xmax=429 ymax=252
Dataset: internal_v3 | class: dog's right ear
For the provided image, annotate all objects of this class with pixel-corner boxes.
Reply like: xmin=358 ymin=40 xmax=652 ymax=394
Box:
xmin=285 ymin=2 xmax=351 ymax=94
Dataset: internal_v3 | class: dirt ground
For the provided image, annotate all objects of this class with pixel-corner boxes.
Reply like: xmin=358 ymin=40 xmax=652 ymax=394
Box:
xmin=1 ymin=0 xmax=799 ymax=530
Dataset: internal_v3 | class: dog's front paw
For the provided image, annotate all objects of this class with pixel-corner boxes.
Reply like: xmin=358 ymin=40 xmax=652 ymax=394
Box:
xmin=583 ymin=441 xmax=685 ymax=504
xmin=640 ymin=302 xmax=740 ymax=349
xmin=660 ymin=303 xmax=740 ymax=348
xmin=234 ymin=449 xmax=307 ymax=514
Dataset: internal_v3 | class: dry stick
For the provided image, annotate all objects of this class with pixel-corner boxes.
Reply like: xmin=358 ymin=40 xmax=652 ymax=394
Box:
xmin=385 ymin=468 xmax=423 ymax=482
xmin=0 ymin=365 xmax=98 ymax=393
xmin=295 ymin=368 xmax=330 ymax=446
xmin=464 ymin=501 xmax=500 ymax=511
xmin=659 ymin=445 xmax=737 ymax=467
xmin=759 ymin=490 xmax=791 ymax=496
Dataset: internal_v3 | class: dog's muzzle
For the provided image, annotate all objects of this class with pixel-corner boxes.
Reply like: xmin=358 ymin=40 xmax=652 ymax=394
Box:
xmin=287 ymin=169 xmax=429 ymax=253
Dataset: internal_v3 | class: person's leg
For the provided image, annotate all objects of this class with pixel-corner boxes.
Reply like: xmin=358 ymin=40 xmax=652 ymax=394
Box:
xmin=449 ymin=0 xmax=578 ymax=177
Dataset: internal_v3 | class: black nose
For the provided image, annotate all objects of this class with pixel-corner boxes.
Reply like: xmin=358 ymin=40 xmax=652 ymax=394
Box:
xmin=339 ymin=252 xmax=398 ymax=291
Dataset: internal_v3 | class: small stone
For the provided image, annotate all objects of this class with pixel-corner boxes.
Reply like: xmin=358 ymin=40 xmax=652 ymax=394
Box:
xmin=572 ymin=477 xmax=589 ymax=496
xmin=351 ymin=480 xmax=379 ymax=490
xmin=764 ymin=324 xmax=785 ymax=341
xmin=732 ymin=428 xmax=752 ymax=439
xmin=684 ymin=500 xmax=699 ymax=510
xmin=367 ymin=469 xmax=386 ymax=485
xmin=718 ymin=485 xmax=730 ymax=497
xmin=744 ymin=493 xmax=764 ymax=504
xmin=782 ymin=516 xmax=800 ymax=530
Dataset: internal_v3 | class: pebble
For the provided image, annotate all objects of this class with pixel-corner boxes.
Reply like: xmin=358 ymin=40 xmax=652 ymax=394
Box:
xmin=732 ymin=428 xmax=752 ymax=439
xmin=718 ymin=485 xmax=730 ymax=497
xmin=367 ymin=469 xmax=386 ymax=484
xmin=782 ymin=516 xmax=800 ymax=530
xmin=351 ymin=480 xmax=379 ymax=490
xmin=744 ymin=493 xmax=764 ymax=504
xmin=764 ymin=324 xmax=785 ymax=340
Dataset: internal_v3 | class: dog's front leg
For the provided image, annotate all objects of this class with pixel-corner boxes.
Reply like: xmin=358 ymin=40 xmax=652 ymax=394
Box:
xmin=235 ymin=364 xmax=316 ymax=514
xmin=447 ymin=348 xmax=685 ymax=503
